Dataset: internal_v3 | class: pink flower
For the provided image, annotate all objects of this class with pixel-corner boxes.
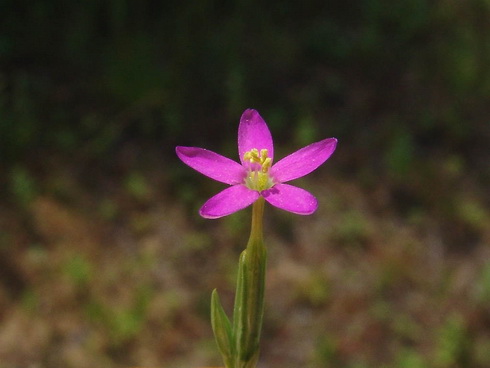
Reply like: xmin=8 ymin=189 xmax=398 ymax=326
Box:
xmin=176 ymin=109 xmax=337 ymax=219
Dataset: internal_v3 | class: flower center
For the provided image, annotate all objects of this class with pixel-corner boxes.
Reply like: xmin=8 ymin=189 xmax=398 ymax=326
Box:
xmin=243 ymin=148 xmax=274 ymax=191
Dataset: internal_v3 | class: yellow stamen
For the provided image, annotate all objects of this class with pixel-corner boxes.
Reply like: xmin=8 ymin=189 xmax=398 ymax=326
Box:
xmin=243 ymin=148 xmax=274 ymax=191
xmin=261 ymin=157 xmax=271 ymax=173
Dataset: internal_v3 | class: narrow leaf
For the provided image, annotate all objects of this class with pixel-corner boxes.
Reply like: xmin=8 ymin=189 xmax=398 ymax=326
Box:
xmin=232 ymin=250 xmax=248 ymax=366
xmin=211 ymin=289 xmax=234 ymax=367
xmin=233 ymin=239 xmax=267 ymax=366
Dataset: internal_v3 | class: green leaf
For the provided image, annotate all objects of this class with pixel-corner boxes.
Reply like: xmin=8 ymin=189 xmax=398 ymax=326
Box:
xmin=211 ymin=289 xmax=233 ymax=368
xmin=233 ymin=240 xmax=267 ymax=367
xmin=232 ymin=250 xmax=247 ymax=364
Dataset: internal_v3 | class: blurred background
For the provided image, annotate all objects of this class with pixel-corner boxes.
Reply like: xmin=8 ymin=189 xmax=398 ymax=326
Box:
xmin=1 ymin=0 xmax=490 ymax=367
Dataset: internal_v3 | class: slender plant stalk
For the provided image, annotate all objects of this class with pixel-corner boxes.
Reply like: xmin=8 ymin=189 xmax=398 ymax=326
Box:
xmin=211 ymin=197 xmax=267 ymax=368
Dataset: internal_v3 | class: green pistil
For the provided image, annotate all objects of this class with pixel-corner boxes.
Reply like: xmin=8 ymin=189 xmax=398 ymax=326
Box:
xmin=243 ymin=149 xmax=274 ymax=191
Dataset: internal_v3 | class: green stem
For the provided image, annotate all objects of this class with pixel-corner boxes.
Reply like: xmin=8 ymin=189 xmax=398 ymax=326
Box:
xmin=232 ymin=197 xmax=267 ymax=367
xmin=211 ymin=198 xmax=267 ymax=368
xmin=250 ymin=196 xmax=265 ymax=243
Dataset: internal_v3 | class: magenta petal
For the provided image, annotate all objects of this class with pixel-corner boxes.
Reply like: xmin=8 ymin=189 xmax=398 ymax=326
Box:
xmin=262 ymin=184 xmax=318 ymax=215
xmin=176 ymin=146 xmax=245 ymax=185
xmin=200 ymin=185 xmax=260 ymax=219
xmin=238 ymin=109 xmax=274 ymax=164
xmin=270 ymin=138 xmax=337 ymax=183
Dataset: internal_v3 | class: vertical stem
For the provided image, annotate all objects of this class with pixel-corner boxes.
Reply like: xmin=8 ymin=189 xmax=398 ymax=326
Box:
xmin=250 ymin=196 xmax=265 ymax=243
xmin=233 ymin=197 xmax=267 ymax=367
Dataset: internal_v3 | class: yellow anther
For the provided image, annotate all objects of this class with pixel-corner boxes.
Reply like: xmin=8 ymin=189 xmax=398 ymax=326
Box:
xmin=244 ymin=148 xmax=270 ymax=165
xmin=244 ymin=148 xmax=261 ymax=163
xmin=243 ymin=148 xmax=274 ymax=191
xmin=261 ymin=157 xmax=272 ymax=173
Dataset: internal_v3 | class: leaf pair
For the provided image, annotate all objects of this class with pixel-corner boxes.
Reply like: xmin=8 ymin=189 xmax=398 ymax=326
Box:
xmin=211 ymin=238 xmax=267 ymax=368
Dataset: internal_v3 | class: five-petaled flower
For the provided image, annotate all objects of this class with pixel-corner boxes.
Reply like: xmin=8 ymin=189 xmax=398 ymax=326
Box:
xmin=176 ymin=109 xmax=337 ymax=219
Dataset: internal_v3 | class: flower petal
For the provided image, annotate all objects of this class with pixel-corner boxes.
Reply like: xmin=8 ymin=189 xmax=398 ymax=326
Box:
xmin=176 ymin=146 xmax=245 ymax=185
xmin=270 ymin=138 xmax=337 ymax=183
xmin=262 ymin=183 xmax=318 ymax=215
xmin=238 ymin=109 xmax=274 ymax=164
xmin=200 ymin=185 xmax=260 ymax=219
